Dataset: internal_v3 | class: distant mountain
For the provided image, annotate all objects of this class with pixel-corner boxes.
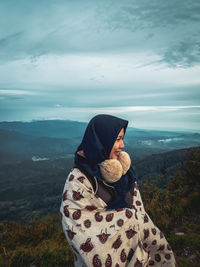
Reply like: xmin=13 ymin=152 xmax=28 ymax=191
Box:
xmin=0 ymin=129 xmax=78 ymax=165
xmin=125 ymin=127 xmax=200 ymax=158
xmin=0 ymin=129 xmax=34 ymax=163
xmin=0 ymin=120 xmax=199 ymax=165
xmin=0 ymin=120 xmax=87 ymax=138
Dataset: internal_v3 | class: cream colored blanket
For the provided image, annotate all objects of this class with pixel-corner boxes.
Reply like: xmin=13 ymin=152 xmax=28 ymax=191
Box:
xmin=60 ymin=168 xmax=176 ymax=267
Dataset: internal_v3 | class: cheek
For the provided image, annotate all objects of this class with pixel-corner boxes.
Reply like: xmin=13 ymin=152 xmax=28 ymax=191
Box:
xmin=112 ymin=143 xmax=119 ymax=151
xmin=109 ymin=143 xmax=117 ymax=158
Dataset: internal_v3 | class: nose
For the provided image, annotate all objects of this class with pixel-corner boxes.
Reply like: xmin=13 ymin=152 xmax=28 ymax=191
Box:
xmin=120 ymin=139 xmax=125 ymax=149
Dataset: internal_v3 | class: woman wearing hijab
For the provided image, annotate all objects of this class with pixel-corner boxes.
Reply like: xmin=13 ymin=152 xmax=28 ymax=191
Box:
xmin=60 ymin=114 xmax=176 ymax=266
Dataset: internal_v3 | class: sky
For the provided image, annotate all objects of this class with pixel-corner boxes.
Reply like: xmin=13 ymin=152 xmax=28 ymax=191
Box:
xmin=0 ymin=0 xmax=200 ymax=132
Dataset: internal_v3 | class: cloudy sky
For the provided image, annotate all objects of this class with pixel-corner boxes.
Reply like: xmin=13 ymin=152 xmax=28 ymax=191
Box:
xmin=0 ymin=0 xmax=200 ymax=131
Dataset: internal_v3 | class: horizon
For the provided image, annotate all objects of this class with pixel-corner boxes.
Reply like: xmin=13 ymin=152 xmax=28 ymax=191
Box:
xmin=0 ymin=118 xmax=199 ymax=134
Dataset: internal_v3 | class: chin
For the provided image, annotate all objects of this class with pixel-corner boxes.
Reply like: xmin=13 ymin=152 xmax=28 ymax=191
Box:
xmin=109 ymin=155 xmax=117 ymax=160
xmin=109 ymin=152 xmax=120 ymax=160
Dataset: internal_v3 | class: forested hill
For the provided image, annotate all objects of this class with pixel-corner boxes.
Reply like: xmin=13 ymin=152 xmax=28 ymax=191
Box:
xmin=0 ymin=148 xmax=199 ymax=266
xmin=0 ymin=146 xmax=198 ymax=223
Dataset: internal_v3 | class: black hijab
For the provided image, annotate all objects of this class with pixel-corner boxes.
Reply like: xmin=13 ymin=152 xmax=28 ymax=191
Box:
xmin=74 ymin=114 xmax=136 ymax=209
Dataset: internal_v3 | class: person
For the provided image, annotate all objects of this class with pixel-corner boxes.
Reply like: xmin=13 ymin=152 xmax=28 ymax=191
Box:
xmin=60 ymin=114 xmax=176 ymax=266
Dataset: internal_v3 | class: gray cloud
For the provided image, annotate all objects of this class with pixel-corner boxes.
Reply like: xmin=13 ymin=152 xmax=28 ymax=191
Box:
xmin=160 ymin=40 xmax=200 ymax=68
xmin=1 ymin=83 xmax=199 ymax=108
xmin=0 ymin=31 xmax=26 ymax=61
xmin=0 ymin=82 xmax=200 ymax=131
xmin=103 ymin=0 xmax=200 ymax=30
xmin=0 ymin=0 xmax=199 ymax=67
xmin=98 ymin=0 xmax=200 ymax=67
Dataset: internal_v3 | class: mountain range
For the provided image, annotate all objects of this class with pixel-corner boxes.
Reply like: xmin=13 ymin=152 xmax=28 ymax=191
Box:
xmin=0 ymin=120 xmax=199 ymax=165
xmin=0 ymin=120 xmax=199 ymax=222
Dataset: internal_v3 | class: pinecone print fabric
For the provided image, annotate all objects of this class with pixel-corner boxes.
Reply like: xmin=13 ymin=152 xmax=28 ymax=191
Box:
xmin=60 ymin=168 xmax=176 ymax=266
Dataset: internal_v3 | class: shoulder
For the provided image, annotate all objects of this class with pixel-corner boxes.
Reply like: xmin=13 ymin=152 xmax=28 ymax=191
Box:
xmin=61 ymin=167 xmax=107 ymax=210
xmin=64 ymin=167 xmax=94 ymax=192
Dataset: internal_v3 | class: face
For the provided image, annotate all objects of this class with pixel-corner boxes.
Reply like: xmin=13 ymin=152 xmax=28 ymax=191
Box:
xmin=109 ymin=128 xmax=125 ymax=160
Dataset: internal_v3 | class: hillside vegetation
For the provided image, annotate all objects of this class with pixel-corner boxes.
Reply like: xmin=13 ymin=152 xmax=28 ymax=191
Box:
xmin=0 ymin=148 xmax=199 ymax=266
xmin=0 ymin=147 xmax=192 ymax=223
